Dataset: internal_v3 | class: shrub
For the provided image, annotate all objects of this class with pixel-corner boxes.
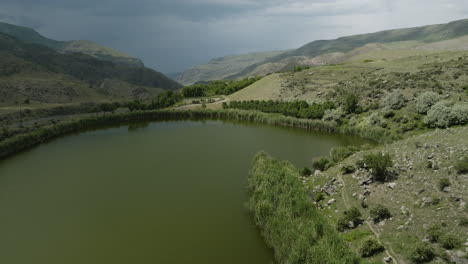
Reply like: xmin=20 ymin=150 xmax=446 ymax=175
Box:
xmin=458 ymin=217 xmax=468 ymax=227
xmin=343 ymin=93 xmax=359 ymax=114
xmin=369 ymin=204 xmax=392 ymax=223
xmin=360 ymin=239 xmax=385 ymax=258
xmin=330 ymin=145 xmax=360 ymax=163
xmin=440 ymin=235 xmax=461 ymax=250
xmin=341 ymin=164 xmax=356 ymax=174
xmin=368 ymin=112 xmax=385 ymax=127
xmin=424 ymin=102 xmax=468 ymax=128
xmin=362 ymin=152 xmax=393 ymax=182
xmin=410 ymin=243 xmax=435 ymax=263
xmin=455 ymin=156 xmax=468 ymax=174
xmin=416 ymin=92 xmax=440 ymax=114
xmin=438 ymin=178 xmax=450 ymax=191
xmin=424 ymin=101 xmax=452 ymax=127
xmin=314 ymin=192 xmax=325 ymax=202
xmin=449 ymin=103 xmax=468 ymax=125
xmin=381 ymin=90 xmax=406 ymax=110
xmin=337 ymin=207 xmax=363 ymax=232
xmin=312 ymin=157 xmax=332 ymax=171
xmin=381 ymin=107 xmax=394 ymax=118
xmin=322 ymin=107 xmax=345 ymax=124
xmin=427 ymin=225 xmax=442 ymax=242
xmin=300 ymin=167 xmax=312 ymax=176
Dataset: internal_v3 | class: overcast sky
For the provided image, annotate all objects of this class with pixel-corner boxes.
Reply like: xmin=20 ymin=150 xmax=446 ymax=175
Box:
xmin=1 ymin=0 xmax=467 ymax=73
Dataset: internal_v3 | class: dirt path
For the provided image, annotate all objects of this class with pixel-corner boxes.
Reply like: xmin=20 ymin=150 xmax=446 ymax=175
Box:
xmin=337 ymin=174 xmax=401 ymax=264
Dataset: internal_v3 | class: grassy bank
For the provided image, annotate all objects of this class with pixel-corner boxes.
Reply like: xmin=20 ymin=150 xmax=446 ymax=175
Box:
xmin=0 ymin=108 xmax=396 ymax=160
xmin=247 ymin=152 xmax=362 ymax=264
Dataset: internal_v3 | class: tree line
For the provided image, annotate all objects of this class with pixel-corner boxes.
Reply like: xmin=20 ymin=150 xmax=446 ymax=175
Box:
xmin=224 ymin=100 xmax=335 ymax=119
xmin=182 ymin=77 xmax=262 ymax=97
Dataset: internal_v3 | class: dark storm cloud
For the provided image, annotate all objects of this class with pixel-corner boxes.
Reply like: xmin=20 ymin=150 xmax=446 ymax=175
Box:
xmin=0 ymin=0 xmax=467 ymax=72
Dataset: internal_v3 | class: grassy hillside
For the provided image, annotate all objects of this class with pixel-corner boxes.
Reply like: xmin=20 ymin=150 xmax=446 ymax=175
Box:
xmin=0 ymin=22 xmax=142 ymax=66
xmin=306 ymin=126 xmax=468 ymax=263
xmin=228 ymin=18 xmax=468 ymax=79
xmin=176 ymin=50 xmax=287 ymax=85
xmin=0 ymin=33 xmax=178 ymax=105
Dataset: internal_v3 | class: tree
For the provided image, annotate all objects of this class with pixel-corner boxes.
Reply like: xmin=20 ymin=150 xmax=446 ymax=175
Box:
xmin=370 ymin=204 xmax=392 ymax=223
xmin=343 ymin=93 xmax=359 ymax=113
xmin=362 ymin=152 xmax=393 ymax=182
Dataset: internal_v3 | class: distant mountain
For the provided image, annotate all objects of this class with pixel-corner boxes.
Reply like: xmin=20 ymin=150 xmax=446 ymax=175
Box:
xmin=183 ymin=18 xmax=468 ymax=82
xmin=0 ymin=22 xmax=143 ymax=67
xmin=0 ymin=32 xmax=181 ymax=104
xmin=176 ymin=50 xmax=288 ymax=85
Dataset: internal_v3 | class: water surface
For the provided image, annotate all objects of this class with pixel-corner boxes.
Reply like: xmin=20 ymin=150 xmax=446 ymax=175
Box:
xmin=0 ymin=120 xmax=368 ymax=264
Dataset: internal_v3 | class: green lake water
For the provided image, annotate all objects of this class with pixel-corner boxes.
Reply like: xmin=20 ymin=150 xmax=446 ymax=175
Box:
xmin=0 ymin=120 xmax=369 ymax=264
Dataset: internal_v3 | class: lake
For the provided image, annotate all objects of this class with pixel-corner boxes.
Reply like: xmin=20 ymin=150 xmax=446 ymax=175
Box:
xmin=0 ymin=120 xmax=369 ymax=264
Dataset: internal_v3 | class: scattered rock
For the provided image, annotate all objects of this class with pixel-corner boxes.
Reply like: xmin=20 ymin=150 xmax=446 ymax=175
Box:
xmin=327 ymin=199 xmax=336 ymax=205
xmin=421 ymin=197 xmax=434 ymax=207
xmin=387 ymin=183 xmax=397 ymax=189
xmin=383 ymin=256 xmax=392 ymax=263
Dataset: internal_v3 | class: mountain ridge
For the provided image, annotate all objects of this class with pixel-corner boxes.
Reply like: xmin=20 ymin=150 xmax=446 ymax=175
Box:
xmin=178 ymin=18 xmax=468 ymax=83
xmin=0 ymin=31 xmax=181 ymax=105
xmin=0 ymin=22 xmax=144 ymax=67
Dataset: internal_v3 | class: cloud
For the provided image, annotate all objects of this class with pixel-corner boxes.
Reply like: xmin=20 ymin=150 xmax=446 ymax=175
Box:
xmin=0 ymin=0 xmax=467 ymax=72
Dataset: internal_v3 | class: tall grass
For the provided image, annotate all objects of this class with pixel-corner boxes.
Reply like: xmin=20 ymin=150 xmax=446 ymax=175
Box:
xmin=0 ymin=109 xmax=396 ymax=160
xmin=246 ymin=152 xmax=362 ymax=264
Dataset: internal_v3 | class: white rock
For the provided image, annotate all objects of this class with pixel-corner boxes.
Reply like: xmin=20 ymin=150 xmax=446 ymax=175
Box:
xmin=327 ymin=199 xmax=336 ymax=205
xmin=387 ymin=183 xmax=397 ymax=189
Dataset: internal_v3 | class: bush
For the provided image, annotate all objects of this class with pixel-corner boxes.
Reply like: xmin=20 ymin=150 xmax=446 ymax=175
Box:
xmin=312 ymin=157 xmax=332 ymax=171
xmin=360 ymin=239 xmax=385 ymax=258
xmin=427 ymin=224 xmax=442 ymax=242
xmin=362 ymin=152 xmax=393 ymax=182
xmin=440 ymin=235 xmax=461 ymax=250
xmin=416 ymin=92 xmax=440 ymax=114
xmin=424 ymin=101 xmax=452 ymax=128
xmin=337 ymin=207 xmax=363 ymax=232
xmin=438 ymin=178 xmax=450 ymax=191
xmin=449 ymin=103 xmax=468 ymax=125
xmin=368 ymin=112 xmax=385 ymax=127
xmin=300 ymin=167 xmax=312 ymax=176
xmin=381 ymin=107 xmax=394 ymax=118
xmin=424 ymin=102 xmax=468 ymax=128
xmin=330 ymin=145 xmax=360 ymax=163
xmin=455 ymin=156 xmax=468 ymax=174
xmin=343 ymin=93 xmax=360 ymax=114
xmin=369 ymin=204 xmax=392 ymax=223
xmin=322 ymin=107 xmax=345 ymax=124
xmin=314 ymin=192 xmax=325 ymax=202
xmin=381 ymin=90 xmax=406 ymax=110
xmin=458 ymin=217 xmax=468 ymax=227
xmin=341 ymin=164 xmax=356 ymax=174
xmin=410 ymin=243 xmax=435 ymax=263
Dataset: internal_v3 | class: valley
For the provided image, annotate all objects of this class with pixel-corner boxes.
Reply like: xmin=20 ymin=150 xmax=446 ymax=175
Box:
xmin=0 ymin=17 xmax=467 ymax=264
